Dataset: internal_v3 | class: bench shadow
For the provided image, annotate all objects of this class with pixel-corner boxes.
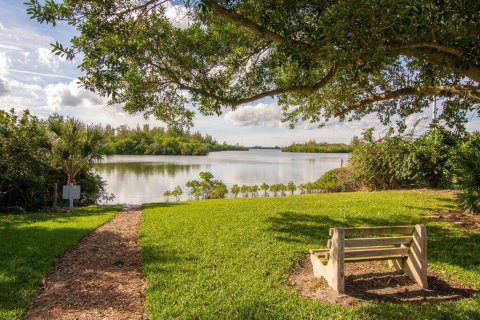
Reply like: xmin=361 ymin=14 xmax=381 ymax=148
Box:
xmin=345 ymin=272 xmax=477 ymax=303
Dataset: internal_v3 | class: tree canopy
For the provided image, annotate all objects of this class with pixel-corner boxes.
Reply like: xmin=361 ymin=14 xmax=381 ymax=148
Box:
xmin=28 ymin=0 xmax=479 ymax=130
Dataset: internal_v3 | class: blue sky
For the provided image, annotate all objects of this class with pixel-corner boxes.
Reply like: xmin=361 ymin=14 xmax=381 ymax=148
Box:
xmin=0 ymin=1 xmax=478 ymax=146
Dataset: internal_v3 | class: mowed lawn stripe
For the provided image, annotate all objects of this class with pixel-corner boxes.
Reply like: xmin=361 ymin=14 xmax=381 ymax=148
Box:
xmin=141 ymin=191 xmax=480 ymax=320
xmin=0 ymin=206 xmax=119 ymax=320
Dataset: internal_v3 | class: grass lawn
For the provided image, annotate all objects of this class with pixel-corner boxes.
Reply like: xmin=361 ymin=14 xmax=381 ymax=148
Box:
xmin=141 ymin=191 xmax=480 ymax=319
xmin=0 ymin=205 xmax=119 ymax=320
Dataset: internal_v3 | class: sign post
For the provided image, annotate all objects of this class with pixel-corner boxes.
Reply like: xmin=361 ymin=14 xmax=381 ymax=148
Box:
xmin=63 ymin=184 xmax=81 ymax=210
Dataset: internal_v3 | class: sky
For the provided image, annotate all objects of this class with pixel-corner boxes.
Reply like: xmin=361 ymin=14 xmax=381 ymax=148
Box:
xmin=0 ymin=1 xmax=478 ymax=147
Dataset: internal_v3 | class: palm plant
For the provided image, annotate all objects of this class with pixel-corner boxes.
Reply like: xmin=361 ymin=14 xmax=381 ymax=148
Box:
xmin=48 ymin=116 xmax=111 ymax=184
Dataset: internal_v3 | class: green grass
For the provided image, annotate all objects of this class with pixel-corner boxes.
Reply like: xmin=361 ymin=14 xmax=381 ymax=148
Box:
xmin=141 ymin=191 xmax=480 ymax=319
xmin=0 ymin=206 xmax=119 ymax=320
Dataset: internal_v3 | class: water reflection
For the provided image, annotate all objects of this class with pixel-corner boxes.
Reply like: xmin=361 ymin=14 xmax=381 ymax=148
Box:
xmin=95 ymin=149 xmax=349 ymax=204
xmin=96 ymin=162 xmax=203 ymax=178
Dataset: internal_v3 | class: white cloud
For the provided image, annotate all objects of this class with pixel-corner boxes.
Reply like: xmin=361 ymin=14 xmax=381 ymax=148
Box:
xmin=224 ymin=102 xmax=285 ymax=127
xmin=0 ymin=78 xmax=9 ymax=96
xmin=0 ymin=52 xmax=10 ymax=77
xmin=37 ymin=47 xmax=64 ymax=70
xmin=45 ymin=80 xmax=106 ymax=110
xmin=0 ymin=44 xmax=23 ymax=51
xmin=164 ymin=2 xmax=191 ymax=29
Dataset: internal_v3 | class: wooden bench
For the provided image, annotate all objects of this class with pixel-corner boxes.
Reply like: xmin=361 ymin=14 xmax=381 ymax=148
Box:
xmin=309 ymin=225 xmax=428 ymax=293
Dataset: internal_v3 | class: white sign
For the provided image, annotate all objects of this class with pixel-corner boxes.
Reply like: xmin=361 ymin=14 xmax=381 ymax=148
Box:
xmin=62 ymin=185 xmax=81 ymax=200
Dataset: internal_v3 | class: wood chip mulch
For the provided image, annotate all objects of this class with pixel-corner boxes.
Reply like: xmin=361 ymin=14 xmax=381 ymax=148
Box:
xmin=290 ymin=255 xmax=477 ymax=306
xmin=428 ymin=211 xmax=480 ymax=231
xmin=23 ymin=208 xmax=147 ymax=320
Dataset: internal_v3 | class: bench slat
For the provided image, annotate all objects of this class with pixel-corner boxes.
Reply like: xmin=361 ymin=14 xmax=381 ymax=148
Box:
xmin=336 ymin=226 xmax=415 ymax=236
xmin=345 ymin=236 xmax=412 ymax=247
xmin=344 ymin=247 xmax=409 ymax=258
xmin=345 ymin=255 xmax=407 ymax=262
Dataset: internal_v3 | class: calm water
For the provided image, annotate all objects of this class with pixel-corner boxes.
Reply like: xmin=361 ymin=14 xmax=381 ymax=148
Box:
xmin=95 ymin=149 xmax=349 ymax=204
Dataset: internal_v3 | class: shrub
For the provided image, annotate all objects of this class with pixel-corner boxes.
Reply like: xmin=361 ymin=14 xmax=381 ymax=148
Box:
xmin=315 ymin=168 xmax=356 ymax=192
xmin=350 ymin=127 xmax=459 ymax=190
xmin=453 ymin=133 xmax=480 ymax=213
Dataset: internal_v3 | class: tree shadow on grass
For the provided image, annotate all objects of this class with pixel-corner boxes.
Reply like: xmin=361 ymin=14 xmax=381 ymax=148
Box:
xmin=267 ymin=211 xmax=421 ymax=245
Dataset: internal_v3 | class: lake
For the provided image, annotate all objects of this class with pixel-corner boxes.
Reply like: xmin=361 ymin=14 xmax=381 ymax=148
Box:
xmin=95 ymin=149 xmax=350 ymax=204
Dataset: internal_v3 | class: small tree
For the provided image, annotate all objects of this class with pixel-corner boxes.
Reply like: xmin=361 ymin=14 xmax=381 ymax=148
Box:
xmin=260 ymin=183 xmax=269 ymax=197
xmin=171 ymin=186 xmax=183 ymax=201
xmin=186 ymin=179 xmax=202 ymax=200
xmin=231 ymin=184 xmax=240 ymax=198
xmin=250 ymin=185 xmax=260 ymax=197
xmin=287 ymin=181 xmax=296 ymax=195
xmin=278 ymin=183 xmax=287 ymax=196
xmin=298 ymin=184 xmax=305 ymax=194
xmin=163 ymin=190 xmax=171 ymax=202
xmin=199 ymin=171 xmax=214 ymax=198
xmin=241 ymin=185 xmax=249 ymax=198
xmin=211 ymin=182 xmax=228 ymax=199
xmin=270 ymin=184 xmax=278 ymax=197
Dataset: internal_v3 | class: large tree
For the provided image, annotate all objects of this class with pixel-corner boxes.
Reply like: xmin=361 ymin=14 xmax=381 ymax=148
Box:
xmin=28 ymin=0 xmax=479 ymax=129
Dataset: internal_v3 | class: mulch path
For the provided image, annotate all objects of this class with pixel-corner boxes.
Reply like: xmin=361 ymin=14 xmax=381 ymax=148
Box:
xmin=23 ymin=208 xmax=146 ymax=320
xmin=290 ymin=255 xmax=477 ymax=306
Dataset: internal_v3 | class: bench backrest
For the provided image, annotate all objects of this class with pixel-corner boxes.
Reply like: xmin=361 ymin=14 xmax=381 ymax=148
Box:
xmin=312 ymin=225 xmax=426 ymax=263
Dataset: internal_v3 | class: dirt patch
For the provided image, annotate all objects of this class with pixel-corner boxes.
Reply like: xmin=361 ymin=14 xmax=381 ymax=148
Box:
xmin=23 ymin=208 xmax=147 ymax=320
xmin=289 ymin=255 xmax=477 ymax=306
xmin=411 ymin=188 xmax=458 ymax=196
xmin=428 ymin=211 xmax=480 ymax=231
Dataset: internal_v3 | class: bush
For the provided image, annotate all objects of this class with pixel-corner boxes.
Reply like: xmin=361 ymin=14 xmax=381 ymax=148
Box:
xmin=349 ymin=127 xmax=459 ymax=190
xmin=453 ymin=133 xmax=480 ymax=213
xmin=315 ymin=167 xmax=356 ymax=192
xmin=0 ymin=109 xmax=113 ymax=211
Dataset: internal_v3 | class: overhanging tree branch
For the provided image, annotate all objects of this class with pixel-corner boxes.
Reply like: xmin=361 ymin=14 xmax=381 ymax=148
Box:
xmin=156 ymin=62 xmax=337 ymax=107
xmin=209 ymin=1 xmax=321 ymax=57
xmin=400 ymin=48 xmax=480 ymax=83
xmin=337 ymin=85 xmax=480 ymax=117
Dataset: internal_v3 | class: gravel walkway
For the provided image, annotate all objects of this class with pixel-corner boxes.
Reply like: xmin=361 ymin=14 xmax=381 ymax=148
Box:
xmin=23 ymin=208 xmax=146 ymax=320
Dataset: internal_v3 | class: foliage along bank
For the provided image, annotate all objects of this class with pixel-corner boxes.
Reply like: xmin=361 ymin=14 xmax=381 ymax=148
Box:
xmin=0 ymin=109 xmax=112 ymax=211
xmin=104 ymin=124 xmax=247 ymax=156
xmin=281 ymin=140 xmax=353 ymax=153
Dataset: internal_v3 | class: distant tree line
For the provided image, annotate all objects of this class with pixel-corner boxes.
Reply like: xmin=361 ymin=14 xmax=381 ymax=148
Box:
xmin=282 ymin=140 xmax=353 ymax=153
xmin=104 ymin=124 xmax=247 ymax=156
